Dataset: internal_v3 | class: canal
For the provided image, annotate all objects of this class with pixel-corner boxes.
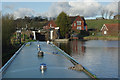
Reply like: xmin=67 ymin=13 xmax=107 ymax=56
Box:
xmin=2 ymin=41 xmax=90 ymax=78
xmin=54 ymin=40 xmax=118 ymax=78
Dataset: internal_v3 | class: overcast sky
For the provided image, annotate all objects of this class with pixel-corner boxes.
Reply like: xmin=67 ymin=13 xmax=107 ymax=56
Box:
xmin=1 ymin=0 xmax=119 ymax=19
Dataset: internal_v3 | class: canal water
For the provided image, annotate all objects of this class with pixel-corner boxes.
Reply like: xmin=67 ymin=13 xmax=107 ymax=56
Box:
xmin=54 ymin=40 xmax=118 ymax=78
xmin=3 ymin=42 xmax=89 ymax=78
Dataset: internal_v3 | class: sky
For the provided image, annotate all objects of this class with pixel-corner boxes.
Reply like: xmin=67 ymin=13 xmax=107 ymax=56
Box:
xmin=1 ymin=0 xmax=119 ymax=19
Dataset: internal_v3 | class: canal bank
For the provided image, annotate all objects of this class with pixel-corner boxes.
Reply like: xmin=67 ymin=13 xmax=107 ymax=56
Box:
xmin=83 ymin=36 xmax=119 ymax=41
xmin=2 ymin=41 xmax=90 ymax=78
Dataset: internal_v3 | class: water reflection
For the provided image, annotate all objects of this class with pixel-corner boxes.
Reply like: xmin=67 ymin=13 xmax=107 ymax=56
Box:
xmin=54 ymin=40 xmax=118 ymax=78
xmin=54 ymin=40 xmax=86 ymax=56
xmin=53 ymin=42 xmax=71 ymax=55
xmin=71 ymin=40 xmax=86 ymax=56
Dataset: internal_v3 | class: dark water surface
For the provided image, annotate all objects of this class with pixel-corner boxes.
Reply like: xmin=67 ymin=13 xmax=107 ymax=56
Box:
xmin=54 ymin=40 xmax=118 ymax=78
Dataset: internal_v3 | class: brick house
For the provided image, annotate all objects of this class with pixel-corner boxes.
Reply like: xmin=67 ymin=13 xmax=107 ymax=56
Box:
xmin=101 ymin=24 xmax=119 ymax=36
xmin=69 ymin=16 xmax=87 ymax=31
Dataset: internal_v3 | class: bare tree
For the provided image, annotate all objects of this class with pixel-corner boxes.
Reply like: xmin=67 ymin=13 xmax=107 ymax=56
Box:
xmin=109 ymin=11 xmax=114 ymax=19
xmin=105 ymin=10 xmax=108 ymax=19
xmin=101 ymin=10 xmax=105 ymax=18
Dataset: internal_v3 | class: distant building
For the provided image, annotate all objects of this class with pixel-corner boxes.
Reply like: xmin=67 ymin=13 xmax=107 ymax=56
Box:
xmin=101 ymin=24 xmax=119 ymax=36
xmin=43 ymin=15 xmax=87 ymax=40
xmin=69 ymin=16 xmax=87 ymax=31
xmin=96 ymin=17 xmax=105 ymax=20
xmin=114 ymin=14 xmax=120 ymax=20
xmin=43 ymin=20 xmax=59 ymax=40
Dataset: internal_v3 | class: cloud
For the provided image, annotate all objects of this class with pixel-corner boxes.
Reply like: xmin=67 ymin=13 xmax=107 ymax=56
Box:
xmin=11 ymin=1 xmax=119 ymax=19
xmin=118 ymin=1 xmax=120 ymax=14
xmin=3 ymin=5 xmax=15 ymax=10
xmin=13 ymin=8 xmax=35 ymax=19
xmin=40 ymin=1 xmax=102 ymax=18
xmin=43 ymin=1 xmax=101 ymax=17
xmin=40 ymin=1 xmax=118 ymax=18
xmin=68 ymin=1 xmax=101 ymax=17
xmin=105 ymin=2 xmax=118 ymax=14
xmin=39 ymin=2 xmax=71 ymax=18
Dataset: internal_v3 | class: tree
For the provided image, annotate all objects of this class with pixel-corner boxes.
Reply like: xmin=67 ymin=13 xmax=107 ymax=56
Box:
xmin=56 ymin=12 xmax=70 ymax=38
xmin=101 ymin=10 xmax=105 ymax=18
xmin=2 ymin=14 xmax=16 ymax=49
xmin=105 ymin=10 xmax=108 ymax=19
xmin=109 ymin=11 xmax=114 ymax=19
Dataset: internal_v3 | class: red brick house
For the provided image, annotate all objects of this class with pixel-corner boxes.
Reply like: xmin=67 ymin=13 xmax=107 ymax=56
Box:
xmin=101 ymin=24 xmax=119 ymax=36
xmin=69 ymin=16 xmax=87 ymax=31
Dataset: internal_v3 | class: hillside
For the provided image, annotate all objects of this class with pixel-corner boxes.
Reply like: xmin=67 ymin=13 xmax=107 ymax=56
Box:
xmin=86 ymin=19 xmax=120 ymax=30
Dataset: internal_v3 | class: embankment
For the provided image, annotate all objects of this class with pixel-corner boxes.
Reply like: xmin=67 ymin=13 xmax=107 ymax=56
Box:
xmin=83 ymin=36 xmax=119 ymax=41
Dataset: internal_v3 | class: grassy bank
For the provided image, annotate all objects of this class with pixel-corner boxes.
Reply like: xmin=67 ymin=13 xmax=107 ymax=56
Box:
xmin=83 ymin=36 xmax=119 ymax=41
xmin=86 ymin=19 xmax=120 ymax=30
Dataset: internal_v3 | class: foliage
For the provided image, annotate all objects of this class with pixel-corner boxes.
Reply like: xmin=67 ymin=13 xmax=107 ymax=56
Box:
xmin=2 ymin=14 xmax=16 ymax=49
xmin=56 ymin=12 xmax=71 ymax=38
xmin=77 ymin=30 xmax=89 ymax=39
xmin=15 ymin=16 xmax=48 ymax=29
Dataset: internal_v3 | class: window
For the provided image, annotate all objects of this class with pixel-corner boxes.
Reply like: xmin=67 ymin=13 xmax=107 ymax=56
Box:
xmin=104 ymin=31 xmax=107 ymax=34
xmin=77 ymin=27 xmax=81 ymax=30
xmin=77 ymin=21 xmax=81 ymax=25
xmin=74 ymin=23 xmax=76 ymax=26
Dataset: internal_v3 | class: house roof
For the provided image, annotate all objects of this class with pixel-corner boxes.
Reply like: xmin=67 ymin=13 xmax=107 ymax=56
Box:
xmin=49 ymin=20 xmax=57 ymax=27
xmin=69 ymin=16 xmax=87 ymax=26
xmin=101 ymin=23 xmax=119 ymax=32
